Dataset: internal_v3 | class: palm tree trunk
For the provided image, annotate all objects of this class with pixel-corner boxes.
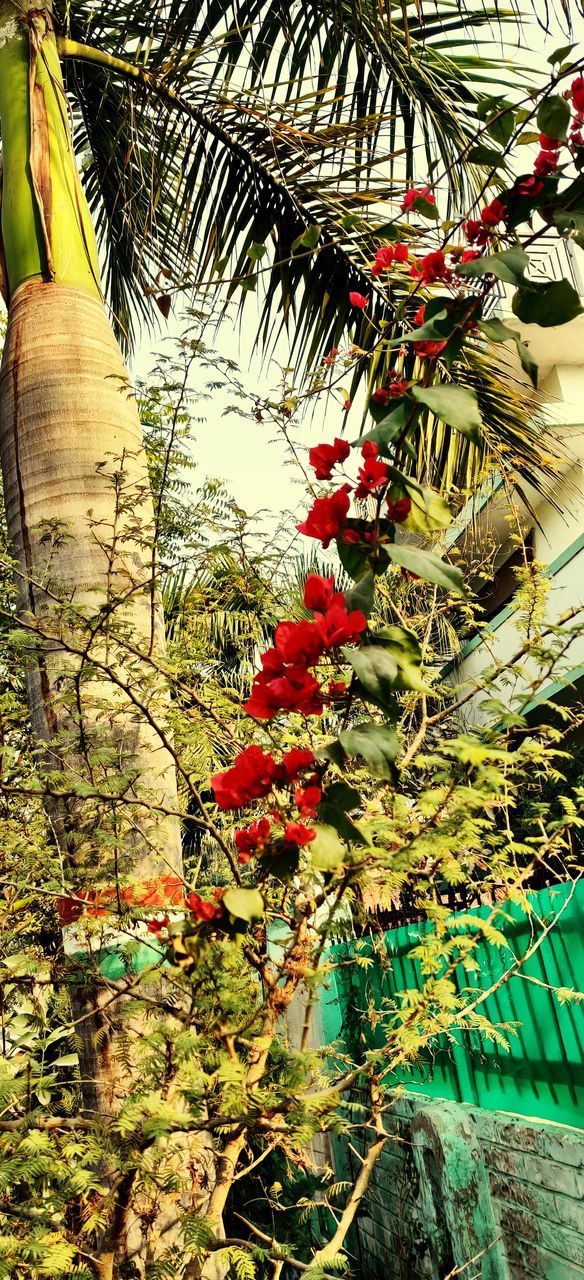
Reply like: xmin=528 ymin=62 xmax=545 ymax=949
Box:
xmin=0 ymin=2 xmax=195 ymax=1270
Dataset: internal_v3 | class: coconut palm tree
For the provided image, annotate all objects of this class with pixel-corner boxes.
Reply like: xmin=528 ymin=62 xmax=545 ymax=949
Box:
xmin=0 ymin=0 xmax=568 ymax=1267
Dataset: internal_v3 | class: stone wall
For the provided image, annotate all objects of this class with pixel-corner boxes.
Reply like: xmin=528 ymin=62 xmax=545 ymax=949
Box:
xmin=341 ymin=1095 xmax=584 ymax=1280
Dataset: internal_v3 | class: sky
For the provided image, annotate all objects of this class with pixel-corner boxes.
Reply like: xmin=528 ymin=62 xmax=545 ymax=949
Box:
xmin=131 ymin=9 xmax=584 ymax=529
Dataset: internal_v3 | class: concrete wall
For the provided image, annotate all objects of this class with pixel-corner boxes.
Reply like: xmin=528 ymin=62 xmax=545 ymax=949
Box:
xmin=344 ymin=1095 xmax=584 ymax=1280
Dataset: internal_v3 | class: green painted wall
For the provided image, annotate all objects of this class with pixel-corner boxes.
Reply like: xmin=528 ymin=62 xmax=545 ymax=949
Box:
xmin=321 ymin=880 xmax=584 ymax=1129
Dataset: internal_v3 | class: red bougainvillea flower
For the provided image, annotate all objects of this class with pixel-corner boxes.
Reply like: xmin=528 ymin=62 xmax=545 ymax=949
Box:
xmin=463 ymin=219 xmax=490 ymax=246
xmin=282 ymin=747 xmax=316 ymax=780
xmin=322 ymin=347 xmax=339 ymax=366
xmin=235 ymin=817 xmax=271 ymax=862
xmin=401 ymin=186 xmax=435 ymax=212
xmin=283 ymin=821 xmax=317 ymax=847
xmin=373 ymin=245 xmax=395 ymax=271
xmin=349 ymin=291 xmax=369 ymax=309
xmin=362 ymin=440 xmax=379 ymax=458
xmin=245 ymin=666 xmax=324 ymax=720
xmin=534 ymin=150 xmax=559 ymax=176
xmin=294 ymin=784 xmax=322 ymax=817
xmin=414 ymin=340 xmax=447 ymax=359
xmin=304 ymin=573 xmax=338 ymax=613
xmin=480 ymin=198 xmax=508 ymax=228
xmin=516 ymin=175 xmax=544 ymax=198
xmin=318 ymin=601 xmax=367 ymax=648
xmin=308 ymin=436 xmax=351 ymax=480
xmin=274 ymin=618 xmax=324 ymax=666
xmin=185 ymin=892 xmax=223 ymax=922
xmin=410 ymin=249 xmax=451 ymax=285
xmin=328 ymin=679 xmax=347 ymax=699
xmin=387 ymin=497 xmax=412 ymax=522
xmin=393 ymin=242 xmax=409 ymax=262
xmin=572 ymin=77 xmax=584 ymax=113
xmin=147 ymin=915 xmax=170 ymax=935
xmin=355 ymin=454 xmax=389 ymax=498
xmin=297 ymin=485 xmax=351 ymax=548
xmin=212 ymin=746 xmax=279 ymax=809
xmin=343 ymin=398 xmax=352 ymax=411
xmin=460 ymin=248 xmax=482 ymax=263
xmin=539 ymin=133 xmax=561 ymax=150
xmin=342 ymin=528 xmax=360 ymax=544
xmin=371 ymin=387 xmax=392 ymax=406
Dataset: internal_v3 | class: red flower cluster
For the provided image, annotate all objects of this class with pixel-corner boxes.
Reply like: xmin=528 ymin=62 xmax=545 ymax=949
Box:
xmin=572 ymin=77 xmax=584 ymax=114
xmin=371 ymin=368 xmax=409 ymax=405
xmin=297 ymin=485 xmax=351 ymax=548
xmin=235 ymin=816 xmax=272 ymax=863
xmin=371 ymin=242 xmax=409 ymax=277
xmin=409 ymin=248 xmax=452 ymax=285
xmin=283 ymin=821 xmax=316 ymax=848
xmin=295 ymin=783 xmax=322 ymax=816
xmin=244 ymin=574 xmax=366 ymax=720
xmin=387 ymin=496 xmax=411 ymax=522
xmin=322 ymin=346 xmax=339 ymax=366
xmin=213 ymin=746 xmax=280 ymax=809
xmin=401 ymin=186 xmax=435 ymax=213
xmin=355 ymin=441 xmax=389 ymax=499
xmin=464 ymin=197 xmax=507 ymax=248
xmin=185 ymin=890 xmax=223 ymax=922
xmin=349 ymin=291 xmax=369 ymax=309
xmin=309 ymin=436 xmax=351 ymax=480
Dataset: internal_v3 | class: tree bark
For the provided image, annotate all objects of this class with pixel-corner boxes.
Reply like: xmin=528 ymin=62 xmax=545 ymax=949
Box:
xmin=0 ymin=3 xmax=206 ymax=1273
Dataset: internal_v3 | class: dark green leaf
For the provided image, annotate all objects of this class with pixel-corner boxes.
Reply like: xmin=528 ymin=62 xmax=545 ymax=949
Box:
xmin=321 ymin=781 xmax=361 ymax=812
xmin=247 ymin=242 xmax=267 ymax=261
xmin=548 ymin=43 xmax=576 ymax=65
xmin=411 ymin=383 xmax=482 ymax=444
xmin=414 ymin=196 xmax=440 ymax=221
xmin=486 ymin=110 xmax=515 ymax=148
xmin=291 ymin=224 xmax=322 ymax=251
xmin=239 ymin=274 xmax=257 ymax=292
xmin=357 ymin=403 xmax=413 ymax=449
xmin=386 ymin=544 xmax=467 ymax=596
xmin=342 ymin=644 xmax=400 ymax=711
xmin=457 ymin=249 xmax=529 ymax=286
xmin=336 ymin=533 xmax=372 ymax=582
xmin=339 ymin=721 xmax=399 ymax=779
xmin=344 ymin=571 xmax=375 ymax=617
xmin=537 ymin=95 xmax=571 ymax=140
xmin=511 ymin=278 xmax=583 ymax=327
xmin=467 ymin=144 xmax=506 ymax=168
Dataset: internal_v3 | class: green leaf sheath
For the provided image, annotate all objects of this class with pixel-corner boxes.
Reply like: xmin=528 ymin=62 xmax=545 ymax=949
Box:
xmin=0 ymin=2 xmax=100 ymax=299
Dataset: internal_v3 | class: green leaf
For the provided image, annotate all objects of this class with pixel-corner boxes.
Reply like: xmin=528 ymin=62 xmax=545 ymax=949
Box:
xmin=548 ymin=43 xmax=576 ymax=65
xmin=223 ymin=887 xmax=265 ymax=923
xmin=457 ymin=249 xmax=529 ymax=286
xmin=511 ymin=278 xmax=583 ymax=328
xmin=386 ymin=544 xmax=467 ymax=596
xmin=336 ymin=533 xmax=371 ymax=582
xmin=467 ymin=144 xmax=506 ymax=168
xmin=537 ymin=95 xmax=571 ymax=141
xmin=247 ymin=242 xmax=267 ymax=261
xmin=372 ymin=624 xmax=430 ymax=692
xmin=411 ymin=383 xmax=482 ymax=445
xmin=342 ymin=644 xmax=400 ymax=711
xmin=486 ymin=110 xmax=515 ymax=148
xmin=309 ymin=824 xmax=346 ymax=871
xmin=52 ymin=1054 xmax=79 ymax=1067
xmin=403 ymin=486 xmax=453 ymax=533
xmin=478 ymin=318 xmax=538 ymax=387
xmin=360 ymin=402 xmax=412 ymax=444
xmin=317 ymin=801 xmax=370 ymax=846
xmin=338 ymin=721 xmax=399 ymax=779
xmin=239 ymin=274 xmax=257 ymax=292
xmin=291 ymin=224 xmax=322 ymax=251
xmin=322 ymin=781 xmax=361 ymax=812
xmin=414 ymin=196 xmax=439 ymax=221
xmin=344 ymin=571 xmax=375 ymax=617
xmin=339 ymin=213 xmax=359 ymax=230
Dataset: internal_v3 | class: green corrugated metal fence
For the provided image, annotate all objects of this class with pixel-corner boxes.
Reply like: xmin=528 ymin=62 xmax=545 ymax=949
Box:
xmin=321 ymin=879 xmax=584 ymax=1128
